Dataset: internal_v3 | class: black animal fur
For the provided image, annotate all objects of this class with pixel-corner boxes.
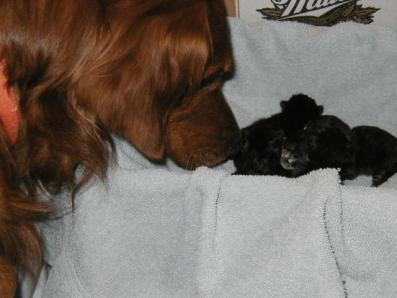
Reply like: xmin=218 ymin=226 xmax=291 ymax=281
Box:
xmin=234 ymin=93 xmax=397 ymax=186
xmin=352 ymin=126 xmax=397 ymax=186
xmin=281 ymin=118 xmax=397 ymax=186
xmin=233 ymin=94 xmax=323 ymax=175
xmin=280 ymin=115 xmax=356 ymax=180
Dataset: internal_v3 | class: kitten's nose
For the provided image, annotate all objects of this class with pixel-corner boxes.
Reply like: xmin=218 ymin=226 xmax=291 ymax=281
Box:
xmin=281 ymin=149 xmax=290 ymax=159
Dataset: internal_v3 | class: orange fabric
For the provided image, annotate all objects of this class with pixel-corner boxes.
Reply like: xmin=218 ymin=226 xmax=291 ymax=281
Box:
xmin=0 ymin=63 xmax=19 ymax=144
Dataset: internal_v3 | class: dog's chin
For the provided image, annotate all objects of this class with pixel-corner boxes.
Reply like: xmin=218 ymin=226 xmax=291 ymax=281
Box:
xmin=169 ymin=148 xmax=228 ymax=170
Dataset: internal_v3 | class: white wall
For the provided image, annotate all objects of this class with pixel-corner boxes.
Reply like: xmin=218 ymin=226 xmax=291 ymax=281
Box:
xmin=238 ymin=0 xmax=397 ymax=29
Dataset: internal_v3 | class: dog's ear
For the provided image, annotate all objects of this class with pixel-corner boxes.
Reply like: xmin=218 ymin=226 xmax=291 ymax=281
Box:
xmin=82 ymin=2 xmax=212 ymax=161
xmin=155 ymin=3 xmax=211 ymax=93
xmin=280 ymin=100 xmax=287 ymax=110
xmin=122 ymin=3 xmax=211 ymax=160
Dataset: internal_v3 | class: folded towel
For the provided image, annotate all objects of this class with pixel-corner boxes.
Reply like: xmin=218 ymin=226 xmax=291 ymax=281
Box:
xmin=41 ymin=143 xmax=397 ymax=297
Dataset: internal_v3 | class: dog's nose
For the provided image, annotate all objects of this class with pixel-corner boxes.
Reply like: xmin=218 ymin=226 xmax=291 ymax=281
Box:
xmin=227 ymin=132 xmax=244 ymax=158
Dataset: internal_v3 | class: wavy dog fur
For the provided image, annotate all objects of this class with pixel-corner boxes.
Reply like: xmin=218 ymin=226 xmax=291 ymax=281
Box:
xmin=0 ymin=0 xmax=240 ymax=295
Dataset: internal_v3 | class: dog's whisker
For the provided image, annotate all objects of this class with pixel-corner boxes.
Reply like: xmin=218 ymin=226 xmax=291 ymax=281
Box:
xmin=185 ymin=152 xmax=194 ymax=170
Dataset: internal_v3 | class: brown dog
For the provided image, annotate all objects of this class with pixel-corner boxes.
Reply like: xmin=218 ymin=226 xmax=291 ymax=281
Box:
xmin=0 ymin=0 xmax=240 ymax=295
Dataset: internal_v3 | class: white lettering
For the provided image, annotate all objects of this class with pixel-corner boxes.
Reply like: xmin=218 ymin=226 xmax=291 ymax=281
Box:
xmin=305 ymin=0 xmax=317 ymax=10
xmin=281 ymin=0 xmax=298 ymax=17
xmin=295 ymin=0 xmax=307 ymax=15
xmin=274 ymin=0 xmax=356 ymax=19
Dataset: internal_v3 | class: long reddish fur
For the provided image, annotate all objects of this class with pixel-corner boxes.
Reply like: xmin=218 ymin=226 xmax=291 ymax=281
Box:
xmin=0 ymin=1 xmax=239 ymax=296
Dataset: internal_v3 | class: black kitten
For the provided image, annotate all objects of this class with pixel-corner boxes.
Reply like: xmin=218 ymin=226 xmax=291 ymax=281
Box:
xmin=233 ymin=94 xmax=323 ymax=175
xmin=280 ymin=115 xmax=356 ymax=180
xmin=352 ymin=126 xmax=397 ymax=186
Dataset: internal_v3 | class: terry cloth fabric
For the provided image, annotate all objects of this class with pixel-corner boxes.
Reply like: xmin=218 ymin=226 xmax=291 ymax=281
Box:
xmin=34 ymin=19 xmax=397 ymax=297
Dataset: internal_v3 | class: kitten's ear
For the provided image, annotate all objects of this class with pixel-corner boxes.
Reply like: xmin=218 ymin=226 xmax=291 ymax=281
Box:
xmin=280 ymin=101 xmax=287 ymax=109
xmin=317 ymin=105 xmax=324 ymax=115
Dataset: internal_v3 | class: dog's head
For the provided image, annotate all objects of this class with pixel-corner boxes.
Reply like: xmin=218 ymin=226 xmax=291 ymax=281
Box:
xmin=2 ymin=0 xmax=240 ymax=172
xmin=73 ymin=0 xmax=240 ymax=169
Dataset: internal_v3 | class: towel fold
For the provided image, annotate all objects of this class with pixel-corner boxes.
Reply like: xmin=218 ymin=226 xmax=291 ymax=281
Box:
xmin=40 ymin=140 xmax=397 ymax=297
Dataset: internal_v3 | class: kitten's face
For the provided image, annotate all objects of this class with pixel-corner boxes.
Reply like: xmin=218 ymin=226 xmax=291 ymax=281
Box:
xmin=280 ymin=136 xmax=311 ymax=175
xmin=233 ymin=128 xmax=285 ymax=175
